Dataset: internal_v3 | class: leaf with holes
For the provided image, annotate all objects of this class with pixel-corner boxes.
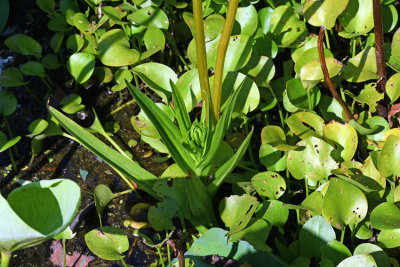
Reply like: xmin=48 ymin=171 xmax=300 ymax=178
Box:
xmin=251 ymin=171 xmax=286 ymax=199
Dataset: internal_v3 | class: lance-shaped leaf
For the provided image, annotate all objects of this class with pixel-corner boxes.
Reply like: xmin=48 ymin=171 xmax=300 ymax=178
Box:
xmin=170 ymin=80 xmax=191 ymax=140
xmin=48 ymin=107 xmax=159 ymax=198
xmin=126 ymin=82 xmax=194 ymax=173
xmin=0 ymin=179 xmax=80 ymax=252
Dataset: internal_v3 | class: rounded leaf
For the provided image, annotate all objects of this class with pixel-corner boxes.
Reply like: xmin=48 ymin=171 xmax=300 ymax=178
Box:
xmin=370 ymin=202 xmax=400 ymax=230
xmin=322 ymin=178 xmax=368 ymax=229
xmin=20 ymin=61 xmax=46 ymax=77
xmin=339 ymin=0 xmax=374 ymax=35
xmin=0 ymin=68 xmax=27 ymax=87
xmin=378 ymin=229 xmax=400 ymax=248
xmin=127 ymin=6 xmax=169 ymax=29
xmin=27 ymin=119 xmax=48 ymax=137
xmin=377 ymin=135 xmax=400 ymax=178
xmin=386 ymin=73 xmax=400 ymax=103
xmin=341 ymin=47 xmax=379 ymax=82
xmin=323 ymin=121 xmax=358 ymax=161
xmin=251 ymin=171 xmax=286 ymax=199
xmin=0 ymin=90 xmax=17 ymax=116
xmin=66 ymin=34 xmax=84 ymax=53
xmin=66 ymin=52 xmax=95 ymax=84
xmin=337 ymin=255 xmax=377 ymax=267
xmin=4 ymin=34 xmax=42 ymax=57
xmin=255 ymin=200 xmax=289 ymax=228
xmin=354 ymin=243 xmax=390 ymax=267
xmin=287 ymin=78 xmax=321 ymax=110
xmin=304 ymin=0 xmax=349 ymax=29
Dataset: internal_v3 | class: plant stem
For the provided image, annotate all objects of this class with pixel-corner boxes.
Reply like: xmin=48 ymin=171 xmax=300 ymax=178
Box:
xmin=121 ymin=258 xmax=128 ymax=267
xmin=179 ymin=216 xmax=190 ymax=250
xmin=1 ymin=250 xmax=12 ymax=267
xmin=23 ymin=84 xmax=45 ymax=107
xmin=212 ymin=0 xmax=239 ymax=125
xmin=373 ymin=0 xmax=387 ymax=93
xmin=105 ymin=99 xmax=136 ymax=118
xmin=114 ymin=189 xmax=132 ymax=197
xmin=62 ymin=238 xmax=67 ymax=267
xmin=264 ymin=0 xmax=275 ymax=8
xmin=4 ymin=116 xmax=19 ymax=157
xmin=193 ymin=0 xmax=211 ymax=125
xmin=340 ymin=227 xmax=346 ymax=244
xmin=305 ymin=178 xmax=309 ymax=197
xmin=318 ymin=26 xmax=354 ymax=122
xmin=156 ymin=246 xmax=166 ymax=267
xmin=167 ymin=232 xmax=172 ymax=267
xmin=41 ymin=77 xmax=54 ymax=94
xmin=165 ymin=32 xmax=191 ymax=70
xmin=324 ymin=30 xmax=330 ymax=50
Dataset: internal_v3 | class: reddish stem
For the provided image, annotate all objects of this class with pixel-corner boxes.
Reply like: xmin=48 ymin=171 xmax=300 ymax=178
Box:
xmin=373 ymin=0 xmax=387 ymax=93
xmin=318 ymin=26 xmax=354 ymax=122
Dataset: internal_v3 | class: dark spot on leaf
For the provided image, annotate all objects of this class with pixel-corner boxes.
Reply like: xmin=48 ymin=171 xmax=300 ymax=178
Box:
xmin=148 ymin=11 xmax=152 ymax=15
xmin=280 ymin=186 xmax=284 ymax=191
xmin=245 ymin=205 xmax=254 ymax=215
xmin=167 ymin=178 xmax=173 ymax=187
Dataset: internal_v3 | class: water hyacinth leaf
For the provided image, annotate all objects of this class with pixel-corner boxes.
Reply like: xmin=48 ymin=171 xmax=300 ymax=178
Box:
xmin=359 ymin=156 xmax=386 ymax=199
xmin=345 ymin=83 xmax=383 ymax=113
xmin=66 ymin=52 xmax=95 ymax=84
xmin=4 ymin=34 xmax=42 ymax=57
xmin=382 ymin=4 xmax=398 ymax=33
xmin=261 ymin=125 xmax=285 ymax=146
xmin=354 ymin=243 xmax=390 ymax=267
xmin=0 ymin=90 xmax=17 ymax=116
xmin=186 ymin=228 xmax=283 ymax=266
xmin=48 ymin=12 xmax=70 ymax=32
xmin=36 ymin=0 xmax=55 ymax=14
xmin=127 ymin=6 xmax=169 ymax=29
xmin=183 ymin=13 xmax=224 ymax=41
xmin=148 ymin=198 xmax=180 ymax=231
xmin=269 ymin=6 xmax=308 ymax=47
xmin=175 ymin=68 xmax=201 ymax=112
xmin=294 ymin=47 xmax=333 ymax=74
xmin=300 ymin=58 xmax=342 ymax=83
xmin=337 ymin=255 xmax=377 ymax=267
xmin=286 ymin=112 xmax=325 ymax=139
xmin=370 ymin=202 xmax=400 ymax=230
xmin=0 ymin=179 xmax=80 ymax=252
xmin=0 ymin=131 xmax=20 ymax=152
xmin=259 ymin=144 xmax=288 ymax=172
xmin=0 ymin=68 xmax=27 ymax=87
xmin=102 ymin=6 xmax=126 ymax=25
xmin=81 ymin=34 xmax=98 ymax=55
xmin=228 ymin=218 xmax=271 ymax=252
xmin=72 ymin=12 xmax=94 ymax=33
xmin=341 ymin=47 xmax=379 ymax=82
xmin=320 ymin=240 xmax=352 ymax=266
xmin=98 ymin=29 xmax=140 ymax=67
xmin=60 ymin=94 xmax=85 ymax=114
xmin=255 ymin=200 xmax=289 ymax=228
xmin=132 ymin=62 xmax=178 ymax=101
xmin=111 ymin=69 xmax=133 ymax=91
xmin=253 ymin=35 xmax=278 ymax=59
xmin=0 ymin=0 xmax=9 ymax=32
xmin=20 ymin=61 xmax=46 ymax=77
xmin=251 ymin=171 xmax=286 ymax=199
xmin=66 ymin=34 xmax=84 ymax=52
xmin=303 ymin=0 xmax=349 ymax=29
xmin=27 ymin=119 xmax=48 ymax=137
xmin=94 ymin=184 xmax=115 ymax=225
xmin=291 ymin=35 xmax=319 ymax=63
xmin=300 ymin=191 xmax=323 ymax=216
xmin=85 ymin=226 xmax=128 ymax=260
xmin=377 ymin=135 xmax=400 ymax=178
xmin=258 ymin=7 xmax=273 ymax=35
xmin=53 ymin=226 xmax=75 ymax=240
xmin=318 ymin=95 xmax=345 ymax=123
xmin=219 ymin=195 xmax=259 ymax=236
xmin=299 ymin=215 xmax=336 ymax=258
xmin=339 ymin=0 xmax=374 ymax=35
xmin=352 ymin=220 xmax=373 ymax=240
xmin=378 ymin=229 xmax=400 ymax=248
xmin=141 ymin=27 xmax=165 ymax=60
xmin=322 ymin=178 xmax=368 ymax=230
xmin=234 ymin=4 xmax=258 ymax=36
xmin=41 ymin=54 xmax=61 ymax=69
xmin=50 ymin=32 xmax=64 ymax=52
xmin=286 ymin=78 xmax=321 ymax=110
xmin=240 ymin=54 xmax=275 ymax=86
xmin=217 ymin=71 xmax=259 ymax=114
xmin=386 ymin=73 xmax=400 ymax=103
xmin=93 ymin=67 xmax=113 ymax=83
xmin=323 ymin=121 xmax=358 ymax=162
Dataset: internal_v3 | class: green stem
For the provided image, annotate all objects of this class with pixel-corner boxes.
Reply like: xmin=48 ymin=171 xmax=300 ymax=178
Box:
xmin=193 ymin=0 xmax=211 ymax=125
xmin=106 ymin=99 xmax=136 ymax=118
xmin=23 ymin=84 xmax=45 ymax=107
xmin=62 ymin=238 xmax=67 ymax=267
xmin=324 ymin=30 xmax=330 ymax=50
xmin=8 ymin=149 xmax=17 ymax=172
xmin=114 ymin=189 xmax=132 ymax=197
xmin=264 ymin=0 xmax=275 ymax=8
xmin=167 ymin=232 xmax=172 ymax=267
xmin=212 ymin=0 xmax=239 ymax=125
xmin=305 ymin=178 xmax=309 ymax=197
xmin=349 ymin=224 xmax=355 ymax=250
xmin=121 ymin=258 xmax=128 ymax=267
xmin=1 ymin=250 xmax=12 ymax=267
xmin=340 ymin=227 xmax=346 ymax=244
xmin=156 ymin=247 xmax=166 ymax=267
xmin=4 ymin=116 xmax=19 ymax=157
xmin=40 ymin=77 xmax=54 ymax=94
xmin=165 ymin=32 xmax=191 ymax=70
xmin=180 ymin=216 xmax=190 ymax=250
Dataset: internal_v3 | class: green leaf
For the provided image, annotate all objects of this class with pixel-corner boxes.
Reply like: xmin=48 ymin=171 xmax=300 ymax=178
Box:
xmin=0 ymin=68 xmax=27 ymax=87
xmin=345 ymin=83 xmax=383 ymax=113
xmin=377 ymin=135 xmax=400 ymax=178
xmin=53 ymin=226 xmax=75 ymax=240
xmin=41 ymin=54 xmax=62 ymax=70
xmin=286 ymin=112 xmax=325 ymax=139
xmin=287 ymin=136 xmax=338 ymax=181
xmin=48 ymin=107 xmax=159 ymax=198
xmin=50 ymin=32 xmax=64 ymax=53
xmin=60 ymin=94 xmax=85 ymax=114
xmin=354 ymin=243 xmax=390 ymax=267
xmin=219 ymin=195 xmax=259 ymax=236
xmin=27 ymin=119 xmax=48 ymax=137
xmin=300 ymin=58 xmax=342 ymax=83
xmin=386 ymin=73 xmax=400 ymax=103
xmin=36 ymin=0 xmax=55 ymax=14
xmin=0 ymin=131 xmax=20 ymax=152
xmin=299 ymin=215 xmax=336 ymax=258
xmin=66 ymin=53 xmax=95 ymax=84
xmin=102 ymin=6 xmax=126 ymax=25
xmin=85 ymin=226 xmax=128 ymax=260
xmin=341 ymin=47 xmax=380 ymax=82
xmin=0 ymin=0 xmax=9 ymax=33
xmin=286 ymin=78 xmax=321 ymax=110
xmin=323 ymin=121 xmax=358 ymax=161
xmin=378 ymin=229 xmax=400 ymax=248
xmin=303 ymin=0 xmax=349 ymax=29
xmin=339 ymin=0 xmax=374 ymax=35
xmin=20 ymin=61 xmax=46 ymax=77
xmin=126 ymin=82 xmax=194 ymax=173
xmin=0 ymin=179 xmax=80 ymax=252
xmin=98 ymin=29 xmax=140 ymax=67
xmin=234 ymin=4 xmax=258 ymax=36
xmin=4 ymin=34 xmax=42 ymax=57
xmin=240 ymin=54 xmax=275 ymax=87
xmin=320 ymin=240 xmax=352 ymax=266
xmin=127 ymin=6 xmax=169 ymax=29
xmin=94 ymin=184 xmax=115 ymax=225
xmin=170 ymin=80 xmax=191 ymax=139
xmin=322 ymin=178 xmax=368 ymax=229
xmin=294 ymin=47 xmax=333 ymax=75
xmin=141 ymin=27 xmax=165 ymax=60
xmin=132 ymin=62 xmax=178 ymax=101
xmin=66 ymin=34 xmax=84 ymax=53
xmin=251 ymin=171 xmax=286 ymax=199
xmin=370 ymin=202 xmax=400 ymax=230
xmin=186 ymin=228 xmax=283 ymax=266
xmin=148 ymin=198 xmax=179 ymax=231
xmin=175 ymin=68 xmax=201 ymax=112
xmin=0 ymin=90 xmax=17 ymax=116
xmin=337 ymin=255 xmax=377 ymax=267
xmin=93 ymin=67 xmax=113 ymax=83
xmin=255 ymin=200 xmax=289 ymax=228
